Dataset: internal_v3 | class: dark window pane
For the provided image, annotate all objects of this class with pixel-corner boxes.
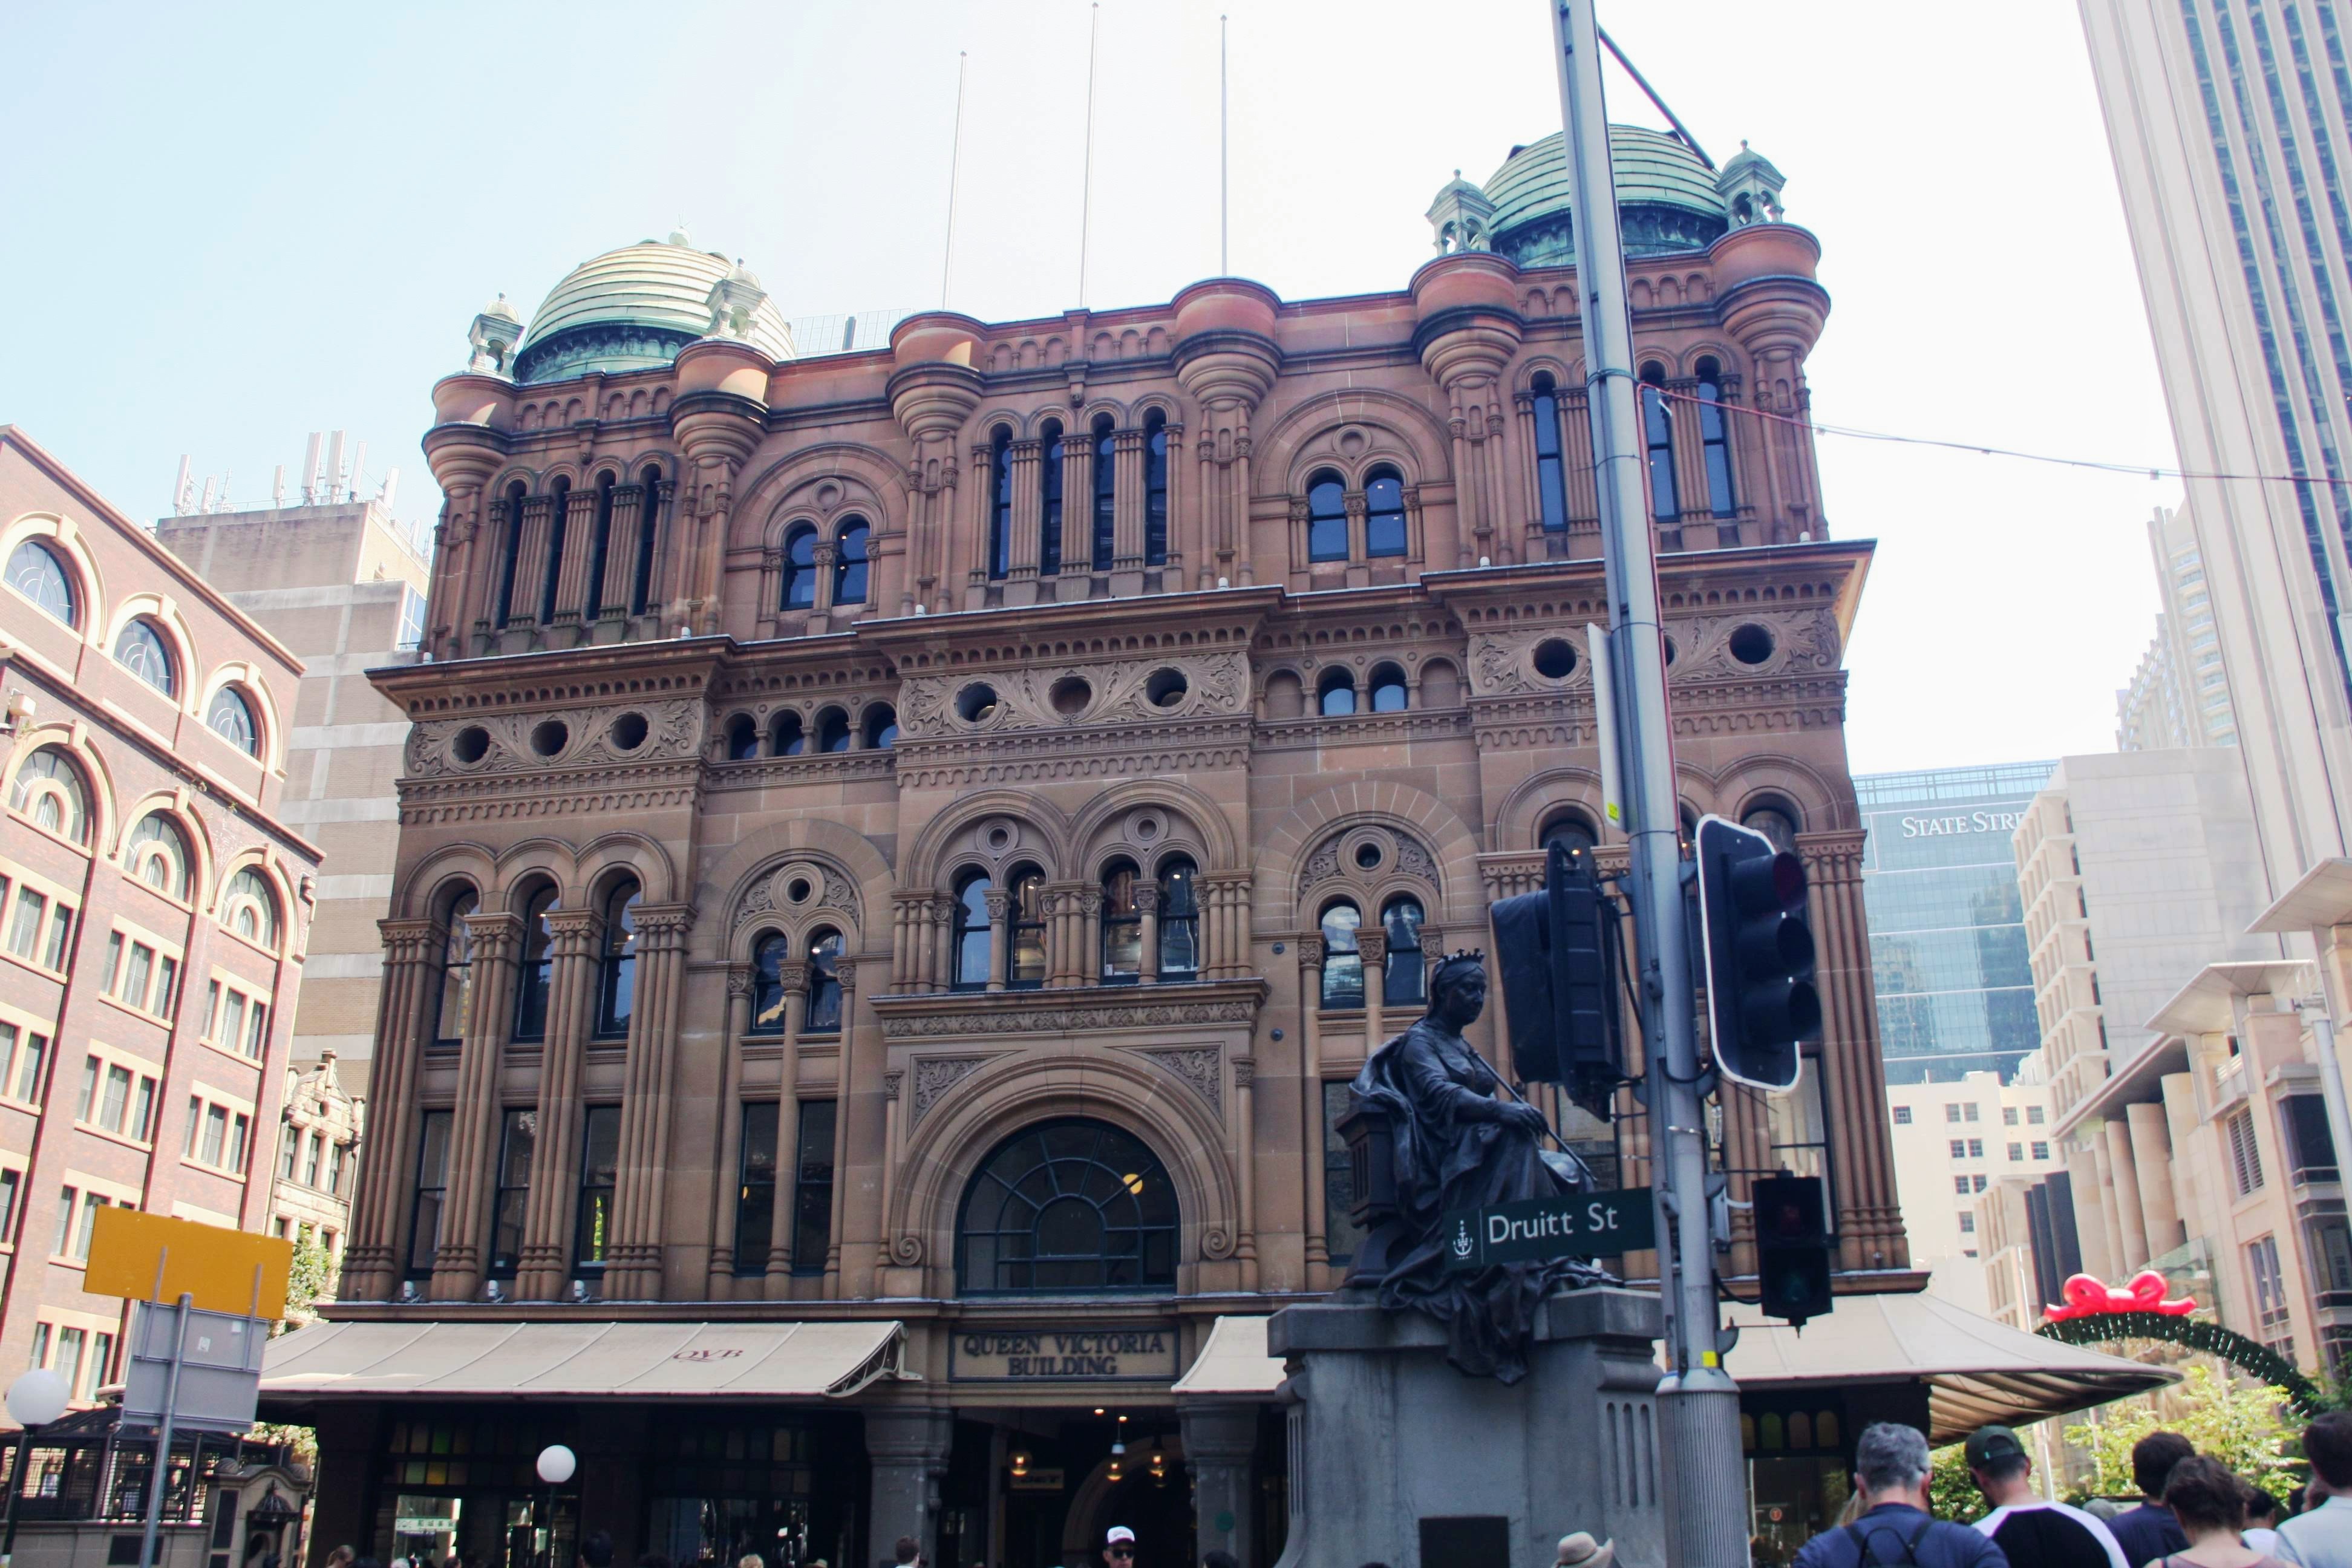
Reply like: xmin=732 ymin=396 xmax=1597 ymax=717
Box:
xmin=1365 ymin=471 xmax=1406 ymax=557
xmin=1307 ymin=474 xmax=1348 ymax=562
xmin=792 ymin=1100 xmax=837 ymax=1273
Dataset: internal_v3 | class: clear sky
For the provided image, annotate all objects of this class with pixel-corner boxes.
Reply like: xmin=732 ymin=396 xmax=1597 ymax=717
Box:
xmin=2 ymin=1 xmax=2174 ymax=776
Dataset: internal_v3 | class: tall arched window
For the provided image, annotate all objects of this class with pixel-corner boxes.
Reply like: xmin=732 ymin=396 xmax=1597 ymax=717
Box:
xmin=1100 ymin=861 xmax=1142 ymax=981
xmin=861 ymin=704 xmax=898 ymax=749
xmin=10 ymin=746 xmax=91 ymax=844
xmin=770 ymin=710 xmax=806 ymax=757
xmin=1091 ymin=416 xmax=1117 ymax=570
xmin=1542 ymin=809 xmax=1599 ymax=861
xmin=816 ymin=708 xmax=851 ymax=753
xmin=583 ymin=473 xmax=617 ymax=618
xmin=1158 ymin=856 xmax=1199 ymax=979
xmin=223 ymin=867 xmax=282 ymax=949
xmin=1381 ymin=895 xmax=1425 ymax=1007
xmin=494 ymin=482 xmax=528 ymax=626
xmin=207 ymin=686 xmax=260 ymax=756
xmin=833 ymin=518 xmax=871 ymax=606
xmin=435 ymin=888 xmax=479 ymax=1045
xmin=1144 ymin=411 xmax=1169 ymax=567
xmin=632 ymin=464 xmax=662 ymax=615
xmin=952 ymin=873 xmax=992 ymax=989
xmin=806 ymin=929 xmax=843 ymax=1031
xmin=6 ymin=540 xmax=76 ymax=627
xmin=1639 ymin=364 xmax=1679 ymax=521
xmin=539 ymin=477 xmax=572 ymax=624
xmin=1368 ymin=663 xmax=1408 ymax=713
xmin=1038 ymin=422 xmax=1065 ymax=577
xmin=1307 ymin=471 xmax=1348 ymax=563
xmin=127 ymin=813 xmax=195 ymax=900
xmin=1008 ymin=867 xmax=1047 ymax=987
xmin=512 ymin=886 xmax=557 ymax=1041
xmin=595 ymin=879 xmax=641 ymax=1038
xmin=725 ymin=714 xmax=758 ymax=760
xmin=114 ymin=620 xmax=175 ymax=696
xmin=988 ymin=428 xmax=1013 ymax=580
xmin=1532 ymin=373 xmax=1570 ymax=534
xmin=956 ymin=1119 xmax=1178 ymax=1294
xmin=1320 ymin=901 xmax=1364 ymax=1008
xmin=1695 ymin=359 xmax=1737 ymax=518
xmin=749 ymin=933 xmax=789 ymax=1034
xmin=780 ymin=526 xmax=818 ymax=611
xmin=1365 ymin=467 xmax=1407 ymax=557
xmin=1318 ymin=668 xmax=1357 ymax=717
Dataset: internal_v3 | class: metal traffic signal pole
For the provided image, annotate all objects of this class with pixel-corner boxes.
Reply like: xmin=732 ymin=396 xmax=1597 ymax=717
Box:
xmin=1546 ymin=5 xmax=1747 ymax=1564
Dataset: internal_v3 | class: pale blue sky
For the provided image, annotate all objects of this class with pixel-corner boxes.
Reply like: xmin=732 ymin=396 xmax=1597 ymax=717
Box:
xmin=2 ymin=1 xmax=2172 ymax=773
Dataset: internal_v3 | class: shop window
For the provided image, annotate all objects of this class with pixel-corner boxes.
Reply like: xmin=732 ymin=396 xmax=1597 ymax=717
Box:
xmin=1531 ymin=373 xmax=1569 ymax=534
xmin=1307 ymin=471 xmax=1347 ymax=563
xmin=956 ymin=1118 xmax=1178 ymax=1294
xmin=434 ymin=888 xmax=479 ymax=1045
xmin=114 ymin=619 xmax=177 ymax=696
xmin=407 ymin=1109 xmax=452 ymax=1279
xmin=735 ymin=1101 xmax=780 ymax=1276
xmin=576 ymin=1105 xmax=621 ymax=1274
xmin=595 ymin=879 xmax=642 ymax=1039
xmin=1158 ymin=856 xmax=1200 ymax=979
xmin=6 ymin=540 xmax=76 ymax=627
xmin=1381 ymin=895 xmax=1425 ymax=1007
xmin=10 ymin=746 xmax=91 ymax=844
xmin=780 ymin=526 xmax=818 ymax=610
xmin=1364 ymin=468 xmax=1407 ymax=557
xmin=512 ymin=886 xmax=558 ymax=1042
xmin=791 ymin=1100 xmax=836 ymax=1274
xmin=488 ymin=1109 xmax=536 ymax=1279
xmin=1321 ymin=902 xmax=1364 ymax=1008
xmin=805 ymin=930 xmax=843 ymax=1032
xmin=832 ymin=519 xmax=871 ymax=606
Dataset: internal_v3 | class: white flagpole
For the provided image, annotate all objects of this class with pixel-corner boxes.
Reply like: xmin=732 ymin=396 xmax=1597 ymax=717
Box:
xmin=1220 ymin=13 xmax=1230 ymax=275
xmin=942 ymin=51 xmax=967 ymax=310
xmin=1080 ymin=3 xmax=1100 ymax=306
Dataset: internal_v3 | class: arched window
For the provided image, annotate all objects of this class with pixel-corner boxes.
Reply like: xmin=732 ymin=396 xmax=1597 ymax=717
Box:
xmin=780 ymin=526 xmax=818 ymax=611
xmin=1742 ymin=801 xmax=1801 ymax=854
xmin=1092 ymin=416 xmax=1117 ymax=571
xmin=834 ymin=518 xmax=871 ymax=606
xmin=1639 ymin=364 xmax=1679 ymax=522
xmin=632 ymin=464 xmax=662 ymax=615
xmin=1320 ymin=901 xmax=1364 ymax=1008
xmin=114 ymin=620 xmax=175 ymax=696
xmin=1532 ymin=373 xmax=1570 ymax=534
xmin=749 ymin=933 xmax=789 ymax=1034
xmin=988 ymin=428 xmax=1013 ymax=581
xmin=207 ymin=685 xmax=260 ymax=756
xmin=1368 ymin=663 xmax=1408 ymax=713
xmin=806 ymin=929 xmax=843 ymax=1031
xmin=10 ymin=746 xmax=91 ymax=844
xmin=1008 ymin=867 xmax=1047 ymax=987
xmin=956 ymin=1119 xmax=1178 ymax=1294
xmin=512 ymin=885 xmax=557 ymax=1041
xmin=815 ymin=708 xmax=851 ymax=753
xmin=1318 ymin=668 xmax=1357 ymax=717
xmin=1381 ymin=895 xmax=1425 ymax=1007
xmin=223 ymin=867 xmax=282 ymax=949
xmin=1100 ymin=860 xmax=1142 ymax=981
xmin=725 ymin=714 xmax=758 ymax=760
xmin=1038 ymin=422 xmax=1065 ymax=577
xmin=6 ymin=540 xmax=76 ymax=627
xmin=595 ymin=878 xmax=641 ymax=1038
xmin=1144 ymin=410 xmax=1169 ymax=567
xmin=494 ymin=482 xmax=528 ymax=626
xmin=539 ymin=477 xmax=572 ymax=624
xmin=1542 ymin=809 xmax=1599 ymax=860
xmin=434 ymin=888 xmax=478 ymax=1045
xmin=1307 ymin=470 xmax=1348 ymax=563
xmin=583 ymin=473 xmax=617 ymax=618
xmin=127 ymin=813 xmax=195 ymax=899
xmin=861 ymin=704 xmax=898 ymax=749
xmin=1695 ymin=359 xmax=1737 ymax=518
xmin=952 ymin=873 xmax=992 ymax=989
xmin=770 ymin=710 xmax=806 ymax=757
xmin=1364 ymin=467 xmax=1407 ymax=558
xmin=1158 ymin=855 xmax=1200 ymax=979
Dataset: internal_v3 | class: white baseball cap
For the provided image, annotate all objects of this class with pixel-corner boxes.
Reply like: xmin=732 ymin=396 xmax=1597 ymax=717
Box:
xmin=1105 ymin=1529 xmax=1136 ymax=1547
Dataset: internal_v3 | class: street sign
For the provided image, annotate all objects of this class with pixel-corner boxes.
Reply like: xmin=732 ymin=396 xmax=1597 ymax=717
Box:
xmin=119 ymin=1300 xmax=266 ymax=1436
xmin=85 ymin=1207 xmax=292 ymax=1318
xmin=1439 ymin=1187 xmax=1656 ymax=1271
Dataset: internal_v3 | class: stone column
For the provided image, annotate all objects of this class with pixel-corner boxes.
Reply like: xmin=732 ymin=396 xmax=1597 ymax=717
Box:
xmin=707 ymin=969 xmax=754 ymax=1296
xmin=600 ymin=485 xmax=646 ymax=620
xmin=1062 ymin=435 xmax=1093 ymax=580
xmin=2127 ymin=1102 xmax=2186 ymax=1259
xmin=1233 ymin=1057 xmax=1259 ymax=1287
xmin=865 ymin=1410 xmax=955 ymax=1568
xmin=1042 ymin=886 xmax=1078 ymax=988
xmin=2103 ymin=1117 xmax=2151 ymax=1272
xmin=603 ymin=906 xmax=694 ymax=1300
xmin=879 ymin=1070 xmax=904 ymax=1267
xmin=504 ymin=495 xmax=556 ymax=633
xmin=516 ymin=909 xmax=603 ymax=1300
xmin=1160 ymin=419 xmax=1186 ymax=586
xmin=1194 ymin=430 xmax=1218 ymax=589
xmin=1298 ymin=937 xmax=1328 ymax=1277
xmin=1359 ymin=930 xmax=1388 ymax=1049
xmin=766 ymin=962 xmax=810 ymax=1297
xmin=825 ymin=960 xmax=860 ymax=1294
xmin=1112 ymin=427 xmax=1146 ymax=590
xmin=1136 ymin=883 xmax=1161 ymax=985
xmin=1078 ymin=887 xmax=1103 ymax=987
xmin=1180 ymin=1405 xmax=1259 ymax=1567
xmin=1804 ymin=836 xmax=1907 ymax=1270
xmin=964 ymin=442 xmax=994 ymax=607
xmin=983 ymin=889 xmax=1011 ymax=993
xmin=547 ymin=485 xmax=602 ymax=643
xmin=342 ymin=919 xmax=439 ymax=1300
xmin=1006 ymin=440 xmax=1043 ymax=600
xmin=430 ymin=912 xmax=522 ymax=1301
xmin=932 ymin=895 xmax=958 ymax=990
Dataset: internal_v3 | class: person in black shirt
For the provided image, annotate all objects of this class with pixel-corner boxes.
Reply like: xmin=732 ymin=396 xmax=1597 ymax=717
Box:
xmin=1964 ymin=1425 xmax=2128 ymax=1568
xmin=2111 ymin=1433 xmax=2197 ymax=1568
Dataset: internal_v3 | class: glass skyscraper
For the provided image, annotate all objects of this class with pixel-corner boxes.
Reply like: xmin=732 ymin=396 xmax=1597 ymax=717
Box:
xmin=1857 ymin=761 xmax=2054 ymax=1084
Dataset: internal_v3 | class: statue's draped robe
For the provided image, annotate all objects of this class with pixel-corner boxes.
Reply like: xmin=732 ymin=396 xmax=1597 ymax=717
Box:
xmin=1350 ymin=1018 xmax=1609 ymax=1381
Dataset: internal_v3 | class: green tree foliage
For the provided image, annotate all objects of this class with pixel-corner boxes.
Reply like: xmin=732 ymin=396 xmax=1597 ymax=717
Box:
xmin=1930 ymin=1444 xmax=1987 ymax=1523
xmin=279 ymin=1230 xmax=337 ymax=1331
xmin=2063 ymin=1366 xmax=2301 ymax=1504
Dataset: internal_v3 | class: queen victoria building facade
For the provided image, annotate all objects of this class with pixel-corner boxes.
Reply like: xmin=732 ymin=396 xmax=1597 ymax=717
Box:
xmin=275 ymin=128 xmax=1914 ymax=1568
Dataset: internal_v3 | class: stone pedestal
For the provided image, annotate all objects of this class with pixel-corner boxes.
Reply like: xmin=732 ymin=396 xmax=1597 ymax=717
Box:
xmin=1267 ymin=1289 xmax=1665 ymax=1568
xmin=865 ymin=1408 xmax=955 ymax=1568
xmin=1181 ymin=1405 xmax=1261 ymax=1565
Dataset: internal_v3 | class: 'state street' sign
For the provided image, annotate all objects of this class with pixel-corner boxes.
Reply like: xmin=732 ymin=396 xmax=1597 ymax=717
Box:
xmin=1440 ymin=1188 xmax=1658 ymax=1272
xmin=951 ymin=1326 xmax=1180 ymax=1381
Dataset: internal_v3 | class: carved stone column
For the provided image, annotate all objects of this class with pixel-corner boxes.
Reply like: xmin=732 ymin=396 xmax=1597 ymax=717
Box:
xmin=1043 ymin=884 xmax=1084 ymax=988
xmin=932 ymin=895 xmax=958 ymax=990
xmin=546 ymin=485 xmax=603 ymax=644
xmin=1233 ymin=1056 xmax=1259 ymax=1285
xmin=1803 ymin=835 xmax=1908 ymax=1270
xmin=878 ymin=1070 xmax=905 ymax=1270
xmin=1112 ymin=426 xmax=1147 ymax=592
xmin=1005 ymin=439 xmax=1043 ymax=601
xmin=599 ymin=484 xmax=647 ymax=622
xmin=1078 ymin=887 xmax=1104 ymax=987
xmin=707 ymin=967 xmax=754 ymax=1296
xmin=825 ymin=959 xmax=860 ymax=1293
xmin=983 ymin=889 xmax=1011 ymax=993
xmin=1159 ymin=420 xmax=1186 ymax=586
xmin=963 ymin=442 xmax=995 ymax=609
xmin=342 ymin=918 xmax=439 ymax=1300
xmin=430 ymin=912 xmax=521 ymax=1301
xmin=516 ymin=909 xmax=603 ymax=1300
xmin=1135 ymin=883 xmax=1162 ymax=985
xmin=766 ymin=961 xmax=810 ymax=1298
xmin=1358 ymin=930 xmax=1388 ymax=1048
xmin=602 ymin=905 xmax=694 ymax=1299
xmin=1296 ymin=936 xmax=1328 ymax=1276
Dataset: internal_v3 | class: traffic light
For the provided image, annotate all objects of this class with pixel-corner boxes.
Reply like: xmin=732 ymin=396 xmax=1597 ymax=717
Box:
xmin=1693 ymin=814 xmax=1820 ymax=1093
xmin=1751 ymin=1173 xmax=1834 ymax=1327
xmin=1490 ymin=840 xmax=1622 ymax=1118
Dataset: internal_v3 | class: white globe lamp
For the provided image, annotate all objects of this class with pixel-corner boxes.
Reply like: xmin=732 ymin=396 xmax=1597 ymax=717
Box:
xmin=4 ymin=1371 xmax=67 ymax=1430
xmin=535 ymin=1444 xmax=577 ymax=1486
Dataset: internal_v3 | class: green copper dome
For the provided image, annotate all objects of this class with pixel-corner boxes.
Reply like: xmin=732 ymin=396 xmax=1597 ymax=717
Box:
xmin=1483 ymin=125 xmax=1730 ymax=267
xmin=514 ymin=232 xmax=795 ymax=385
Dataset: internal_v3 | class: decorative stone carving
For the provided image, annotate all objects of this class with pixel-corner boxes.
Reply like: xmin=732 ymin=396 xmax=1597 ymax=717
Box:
xmin=910 ymin=1056 xmax=988 ymax=1126
xmin=1141 ymin=1046 xmax=1223 ymax=1120
xmin=1302 ymin=826 xmax=1439 ymax=895
xmin=895 ymin=650 xmax=1250 ymax=739
xmin=875 ymin=996 xmax=1260 ymax=1039
xmin=734 ymin=858 xmax=866 ymax=933
xmin=405 ymin=698 xmax=705 ymax=777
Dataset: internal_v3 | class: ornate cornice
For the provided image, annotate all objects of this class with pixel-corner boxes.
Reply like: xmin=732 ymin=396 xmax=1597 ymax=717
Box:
xmin=1251 ymin=708 xmax=1472 ymax=751
xmin=869 ymin=979 xmax=1267 ymax=1040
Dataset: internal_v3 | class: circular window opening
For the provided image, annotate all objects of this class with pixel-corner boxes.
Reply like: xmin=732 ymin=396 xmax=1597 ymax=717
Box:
xmin=1728 ymin=624 xmax=1775 ymax=666
xmin=788 ymin=877 xmax=814 ymax=904
xmin=1532 ymin=638 xmax=1578 ymax=680
xmin=956 ymin=683 xmax=999 ymax=724
xmin=1663 ymin=636 xmax=1679 ymax=667
xmin=1135 ymin=815 xmax=1161 ymax=841
xmin=610 ymin=712 xmax=648 ymax=751
xmin=529 ymin=719 xmax=569 ymax=757
xmin=1145 ymin=668 xmax=1189 ymax=708
xmin=452 ymin=726 xmax=491 ymax=765
xmin=987 ymin=826 xmax=1013 ymax=851
xmin=1050 ymin=676 xmax=1093 ymax=717
xmin=1354 ymin=842 xmax=1383 ymax=871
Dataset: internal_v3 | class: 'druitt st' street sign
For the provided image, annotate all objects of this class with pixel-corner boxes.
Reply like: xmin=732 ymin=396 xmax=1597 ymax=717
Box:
xmin=1439 ymin=1187 xmax=1657 ymax=1271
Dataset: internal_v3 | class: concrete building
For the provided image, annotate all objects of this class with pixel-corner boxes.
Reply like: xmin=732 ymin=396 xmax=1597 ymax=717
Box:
xmin=1855 ymin=762 xmax=2052 ymax=1083
xmin=0 ymin=425 xmax=320 ymax=1405
xmin=1883 ymin=1070 xmax=2063 ymax=1313
xmin=2117 ymin=506 xmax=2238 ymax=753
xmin=2013 ymin=751 xmax=2280 ymax=1121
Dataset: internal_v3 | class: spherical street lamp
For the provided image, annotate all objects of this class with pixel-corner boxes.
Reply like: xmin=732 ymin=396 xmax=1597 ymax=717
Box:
xmin=534 ymin=1445 xmax=576 ymax=1486
xmin=2 ymin=1369 xmax=71 ymax=1568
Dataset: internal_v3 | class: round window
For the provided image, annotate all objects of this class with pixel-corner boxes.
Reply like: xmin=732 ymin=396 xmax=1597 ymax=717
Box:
xmin=530 ymin=719 xmax=569 ymax=757
xmin=1532 ymin=638 xmax=1578 ymax=680
xmin=956 ymin=683 xmax=999 ymax=723
xmin=452 ymin=726 xmax=491 ymax=765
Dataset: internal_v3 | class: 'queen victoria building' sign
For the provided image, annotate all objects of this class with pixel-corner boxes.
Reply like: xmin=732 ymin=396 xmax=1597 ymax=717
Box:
xmin=951 ymin=1327 xmax=1180 ymax=1381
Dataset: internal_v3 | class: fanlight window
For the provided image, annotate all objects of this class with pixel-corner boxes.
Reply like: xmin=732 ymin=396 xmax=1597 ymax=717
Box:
xmin=114 ymin=620 xmax=175 ymax=696
xmin=1100 ymin=861 xmax=1142 ymax=981
xmin=1364 ymin=468 xmax=1407 ymax=557
xmin=512 ymin=885 xmax=557 ymax=1040
xmin=11 ymin=746 xmax=92 ymax=844
xmin=1158 ymin=856 xmax=1199 ymax=978
xmin=806 ymin=929 xmax=844 ymax=1031
xmin=1381 ymin=895 xmax=1425 ymax=1007
xmin=207 ymin=686 xmax=260 ymax=757
xmin=127 ymin=813 xmax=195 ymax=900
xmin=956 ymin=1119 xmax=1178 ymax=1295
xmin=7 ymin=540 xmax=76 ymax=627
xmin=1306 ymin=471 xmax=1347 ymax=563
xmin=222 ymin=867 xmax=282 ymax=949
xmin=833 ymin=520 xmax=871 ymax=606
xmin=780 ymin=526 xmax=818 ymax=610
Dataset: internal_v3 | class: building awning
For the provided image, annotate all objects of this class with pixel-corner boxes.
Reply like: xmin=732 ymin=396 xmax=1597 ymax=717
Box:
xmin=259 ymin=1319 xmax=910 ymax=1403
xmin=1171 ymin=1315 xmax=1281 ymax=1396
xmin=2251 ymin=857 xmax=2352 ymax=933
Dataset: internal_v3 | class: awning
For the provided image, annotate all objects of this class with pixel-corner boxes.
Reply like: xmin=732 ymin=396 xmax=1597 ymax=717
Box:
xmin=259 ymin=1319 xmax=910 ymax=1402
xmin=1171 ymin=1315 xmax=1281 ymax=1396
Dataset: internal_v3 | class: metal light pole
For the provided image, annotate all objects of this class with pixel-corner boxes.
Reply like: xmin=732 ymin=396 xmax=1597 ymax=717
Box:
xmin=1 ymin=1370 xmax=68 ymax=1568
xmin=1545 ymin=4 xmax=1747 ymax=1566
xmin=535 ymin=1444 xmax=576 ymax=1568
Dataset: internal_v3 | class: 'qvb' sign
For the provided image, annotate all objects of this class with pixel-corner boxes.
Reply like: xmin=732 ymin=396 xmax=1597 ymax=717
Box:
xmin=952 ymin=1327 xmax=1178 ymax=1381
xmin=1439 ymin=1189 xmax=1656 ymax=1272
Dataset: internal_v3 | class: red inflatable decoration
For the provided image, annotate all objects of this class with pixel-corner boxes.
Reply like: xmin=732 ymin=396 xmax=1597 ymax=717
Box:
xmin=2042 ymin=1270 xmax=2198 ymax=1322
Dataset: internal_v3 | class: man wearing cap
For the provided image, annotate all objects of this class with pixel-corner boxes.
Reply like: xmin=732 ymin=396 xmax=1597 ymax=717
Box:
xmin=1792 ymin=1423 xmax=2007 ymax=1568
xmin=1965 ymin=1425 xmax=2127 ymax=1568
xmin=1103 ymin=1527 xmax=1137 ymax=1568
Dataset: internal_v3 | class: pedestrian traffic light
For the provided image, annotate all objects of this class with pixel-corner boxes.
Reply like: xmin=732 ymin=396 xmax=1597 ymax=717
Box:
xmin=1750 ymin=1173 xmax=1835 ymax=1327
xmin=1693 ymin=814 xmax=1820 ymax=1093
xmin=1490 ymin=839 xmax=1622 ymax=1118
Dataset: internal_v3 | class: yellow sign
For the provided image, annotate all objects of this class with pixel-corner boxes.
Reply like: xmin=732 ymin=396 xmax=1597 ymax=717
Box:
xmin=83 ymin=1208 xmax=292 ymax=1318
